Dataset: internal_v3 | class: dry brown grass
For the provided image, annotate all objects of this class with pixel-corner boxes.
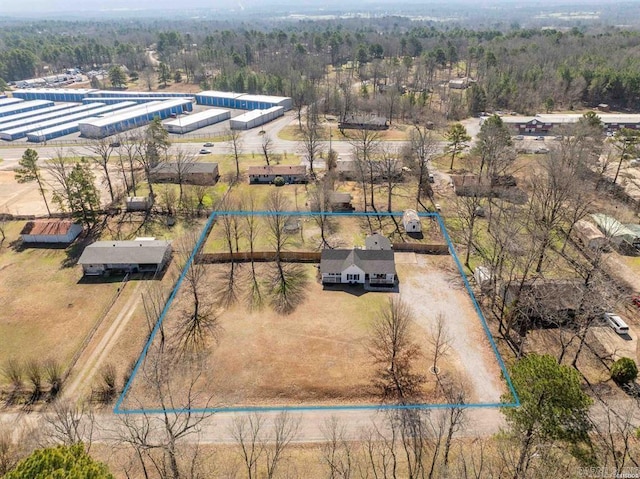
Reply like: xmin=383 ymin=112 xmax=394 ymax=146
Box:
xmin=0 ymin=222 xmax=121 ymax=382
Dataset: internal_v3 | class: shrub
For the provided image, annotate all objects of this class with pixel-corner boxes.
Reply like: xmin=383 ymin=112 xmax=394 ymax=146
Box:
xmin=273 ymin=176 xmax=285 ymax=187
xmin=611 ymin=357 xmax=638 ymax=384
xmin=43 ymin=359 xmax=64 ymax=398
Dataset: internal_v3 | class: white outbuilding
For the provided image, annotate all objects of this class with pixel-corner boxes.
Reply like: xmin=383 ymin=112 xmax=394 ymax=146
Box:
xmin=402 ymin=209 xmax=422 ymax=233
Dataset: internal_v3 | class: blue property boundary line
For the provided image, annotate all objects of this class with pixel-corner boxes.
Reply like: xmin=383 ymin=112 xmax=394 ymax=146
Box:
xmin=114 ymin=211 xmax=520 ymax=414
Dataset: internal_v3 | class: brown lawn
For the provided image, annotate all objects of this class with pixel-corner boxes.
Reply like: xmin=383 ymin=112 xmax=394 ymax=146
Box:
xmin=0 ymin=222 xmax=121 ymax=381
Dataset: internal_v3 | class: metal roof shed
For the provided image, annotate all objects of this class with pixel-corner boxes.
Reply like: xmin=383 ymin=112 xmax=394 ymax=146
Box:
xmin=164 ymin=108 xmax=230 ymax=134
xmin=229 ymin=106 xmax=284 ymax=130
xmin=591 ymin=214 xmax=640 ymax=245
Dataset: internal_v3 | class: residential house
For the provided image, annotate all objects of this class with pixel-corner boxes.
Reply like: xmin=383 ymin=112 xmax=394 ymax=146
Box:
xmin=150 ymin=162 xmax=219 ymax=186
xmin=449 ymin=77 xmax=476 ymax=90
xmin=338 ymin=114 xmax=389 ymax=131
xmin=77 ymin=239 xmax=172 ymax=276
xmin=320 ymin=248 xmax=396 ymax=286
xmin=20 ymin=220 xmax=82 ymax=244
xmin=402 ymin=209 xmax=422 ymax=233
xmin=573 ymin=219 xmax=609 ymax=251
xmin=247 ymin=165 xmax=307 ymax=184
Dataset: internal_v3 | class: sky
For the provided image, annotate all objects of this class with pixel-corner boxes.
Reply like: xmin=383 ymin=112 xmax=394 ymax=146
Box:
xmin=0 ymin=0 xmax=619 ymax=15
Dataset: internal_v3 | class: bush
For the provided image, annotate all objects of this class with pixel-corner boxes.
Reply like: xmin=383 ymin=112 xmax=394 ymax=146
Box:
xmin=273 ymin=176 xmax=286 ymax=187
xmin=611 ymin=357 xmax=638 ymax=384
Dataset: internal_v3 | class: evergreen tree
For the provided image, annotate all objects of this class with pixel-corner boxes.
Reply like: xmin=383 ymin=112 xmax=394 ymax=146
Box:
xmin=15 ymin=148 xmax=50 ymax=215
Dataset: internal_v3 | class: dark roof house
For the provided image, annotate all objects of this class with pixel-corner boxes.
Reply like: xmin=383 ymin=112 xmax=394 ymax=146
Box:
xmin=150 ymin=162 xmax=219 ymax=185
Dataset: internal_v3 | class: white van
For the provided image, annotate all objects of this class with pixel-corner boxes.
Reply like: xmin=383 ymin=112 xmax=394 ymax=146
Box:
xmin=604 ymin=312 xmax=630 ymax=335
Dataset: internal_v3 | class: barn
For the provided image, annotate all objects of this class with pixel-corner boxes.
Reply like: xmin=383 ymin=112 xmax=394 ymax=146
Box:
xmin=20 ymin=220 xmax=82 ymax=244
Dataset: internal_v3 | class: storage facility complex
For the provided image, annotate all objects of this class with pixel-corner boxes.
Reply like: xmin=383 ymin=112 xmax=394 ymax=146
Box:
xmin=230 ymin=106 xmax=284 ymax=130
xmin=88 ymin=90 xmax=193 ymax=99
xmin=164 ymin=108 xmax=230 ymax=134
xmin=78 ymin=99 xmax=193 ymax=138
xmin=196 ymin=91 xmax=292 ymax=111
xmin=0 ymin=102 xmax=136 ymax=141
xmin=0 ymin=103 xmax=101 ymax=132
xmin=27 ymin=101 xmax=149 ymax=142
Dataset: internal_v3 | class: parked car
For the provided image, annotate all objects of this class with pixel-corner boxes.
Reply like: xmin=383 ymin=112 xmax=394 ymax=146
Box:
xmin=203 ymin=142 xmax=214 ymax=147
xmin=604 ymin=312 xmax=630 ymax=335
xmin=109 ymin=141 xmax=121 ymax=148
xmin=199 ymin=148 xmax=212 ymax=154
xmin=534 ymin=147 xmax=550 ymax=154
xmin=535 ymin=135 xmax=545 ymax=141
xmin=632 ymin=296 xmax=640 ymax=308
xmin=514 ymin=135 xmax=524 ymax=140
xmin=428 ymin=173 xmax=435 ymax=183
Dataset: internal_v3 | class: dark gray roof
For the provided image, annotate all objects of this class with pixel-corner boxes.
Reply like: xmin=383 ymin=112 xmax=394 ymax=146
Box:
xmin=151 ymin=162 xmax=218 ymax=175
xmin=320 ymin=248 xmax=396 ymax=275
xmin=78 ymin=240 xmax=171 ymax=265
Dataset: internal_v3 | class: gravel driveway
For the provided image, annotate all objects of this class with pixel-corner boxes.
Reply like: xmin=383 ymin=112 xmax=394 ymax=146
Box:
xmin=396 ymin=253 xmax=505 ymax=404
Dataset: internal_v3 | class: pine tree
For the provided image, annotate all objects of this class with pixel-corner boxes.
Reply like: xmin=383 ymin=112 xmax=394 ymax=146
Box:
xmin=15 ymin=148 xmax=50 ymax=215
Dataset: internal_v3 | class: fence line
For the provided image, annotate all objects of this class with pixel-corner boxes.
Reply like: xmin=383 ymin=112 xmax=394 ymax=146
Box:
xmin=198 ymin=251 xmax=321 ymax=263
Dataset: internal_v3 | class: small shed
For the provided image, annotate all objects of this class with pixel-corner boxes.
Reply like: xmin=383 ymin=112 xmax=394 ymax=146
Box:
xmin=329 ymin=192 xmax=354 ymax=212
xmin=573 ymin=219 xmax=609 ymax=251
xmin=126 ymin=196 xmax=153 ymax=212
xmin=474 ymin=266 xmax=492 ymax=293
xmin=20 ymin=220 xmax=82 ymax=244
xmin=402 ymin=209 xmax=422 ymax=233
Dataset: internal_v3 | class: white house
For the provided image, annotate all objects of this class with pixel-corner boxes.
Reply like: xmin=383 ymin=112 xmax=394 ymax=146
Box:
xmin=320 ymin=248 xmax=396 ymax=286
xmin=77 ymin=240 xmax=172 ymax=276
xmin=20 ymin=220 xmax=82 ymax=244
xmin=402 ymin=209 xmax=422 ymax=233
xmin=365 ymin=233 xmax=392 ymax=250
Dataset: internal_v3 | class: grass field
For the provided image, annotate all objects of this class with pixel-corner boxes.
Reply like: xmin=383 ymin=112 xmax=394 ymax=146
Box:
xmin=0 ymin=222 xmax=122 ymax=382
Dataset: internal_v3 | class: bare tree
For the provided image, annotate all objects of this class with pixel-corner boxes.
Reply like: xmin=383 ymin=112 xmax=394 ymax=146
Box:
xmin=227 ymin=129 xmax=244 ymax=182
xmin=85 ymin=138 xmax=116 ymax=203
xmin=242 ymin=193 xmax=262 ymax=308
xmin=171 ymin=147 xmax=196 ymax=207
xmin=46 ymin=150 xmax=73 ymax=212
xmin=265 ymin=190 xmax=307 ymax=314
xmin=321 ymin=416 xmax=355 ymax=479
xmin=427 ymin=313 xmax=452 ymax=376
xmin=176 ymin=232 xmax=219 ymax=356
xmin=261 ymin=134 xmax=274 ymax=166
xmin=300 ymin=105 xmax=323 ymax=177
xmin=369 ymin=298 xmax=425 ymax=403
xmin=40 ymin=399 xmax=95 ymax=451
xmin=119 ymin=132 xmax=141 ymax=195
xmin=350 ymin=127 xmax=381 ymax=212
xmin=407 ymin=125 xmax=438 ymax=210
xmin=454 ymin=183 xmax=485 ymax=268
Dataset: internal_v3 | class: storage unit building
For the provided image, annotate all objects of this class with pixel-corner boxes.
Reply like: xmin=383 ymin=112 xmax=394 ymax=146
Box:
xmin=0 ymin=102 xmax=134 ymax=141
xmin=0 ymin=98 xmax=23 ymax=107
xmin=195 ymin=91 xmax=244 ymax=108
xmin=0 ymin=103 xmax=77 ymax=129
xmin=229 ymin=106 xmax=284 ymax=130
xmin=26 ymin=101 xmax=142 ymax=142
xmin=12 ymin=88 xmax=98 ymax=103
xmin=0 ymin=103 xmax=103 ymax=134
xmin=0 ymin=100 xmax=53 ymax=119
xmin=78 ymin=99 xmax=193 ymax=139
xmin=20 ymin=220 xmax=82 ymax=244
xmin=88 ymin=90 xmax=194 ymax=99
xmin=164 ymin=108 xmax=230 ymax=134
xmin=83 ymin=96 xmax=194 ymax=105
xmin=195 ymin=91 xmax=292 ymax=111
xmin=77 ymin=240 xmax=172 ymax=276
